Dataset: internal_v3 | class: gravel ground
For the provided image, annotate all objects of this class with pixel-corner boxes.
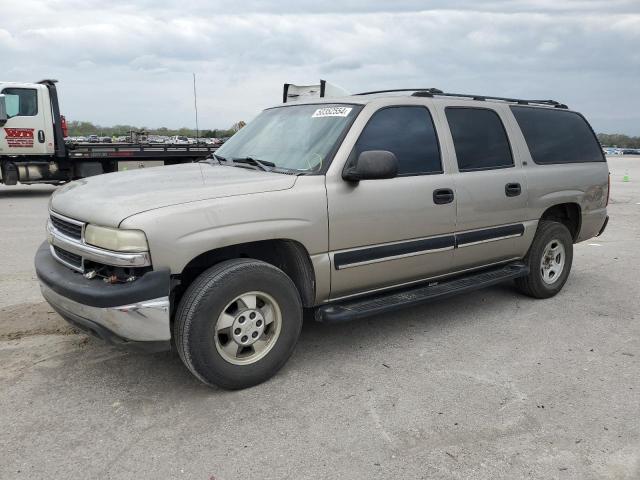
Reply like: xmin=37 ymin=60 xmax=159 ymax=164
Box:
xmin=0 ymin=157 xmax=638 ymax=480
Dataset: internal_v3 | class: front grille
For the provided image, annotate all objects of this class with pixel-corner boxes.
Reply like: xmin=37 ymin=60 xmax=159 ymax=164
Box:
xmin=53 ymin=246 xmax=82 ymax=269
xmin=50 ymin=214 xmax=82 ymax=240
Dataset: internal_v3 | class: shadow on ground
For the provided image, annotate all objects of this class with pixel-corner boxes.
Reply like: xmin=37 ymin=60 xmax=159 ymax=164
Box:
xmin=10 ymin=283 xmax=524 ymax=395
xmin=0 ymin=187 xmax=56 ymax=198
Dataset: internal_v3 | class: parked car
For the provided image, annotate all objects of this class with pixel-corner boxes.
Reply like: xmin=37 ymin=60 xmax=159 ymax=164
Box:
xmin=169 ymin=135 xmax=189 ymax=145
xmin=87 ymin=134 xmax=99 ymax=143
xmin=36 ymin=89 xmax=609 ymax=389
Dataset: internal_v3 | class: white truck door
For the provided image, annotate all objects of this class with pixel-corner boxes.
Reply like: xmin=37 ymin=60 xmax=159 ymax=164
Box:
xmin=0 ymin=84 xmax=52 ymax=156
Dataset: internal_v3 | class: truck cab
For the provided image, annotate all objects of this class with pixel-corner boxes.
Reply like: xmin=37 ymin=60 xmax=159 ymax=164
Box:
xmin=0 ymin=82 xmax=56 ymax=157
xmin=0 ymin=80 xmax=68 ymax=185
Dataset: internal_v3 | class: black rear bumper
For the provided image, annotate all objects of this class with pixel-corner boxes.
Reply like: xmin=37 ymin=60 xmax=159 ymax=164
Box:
xmin=597 ymin=215 xmax=609 ymax=237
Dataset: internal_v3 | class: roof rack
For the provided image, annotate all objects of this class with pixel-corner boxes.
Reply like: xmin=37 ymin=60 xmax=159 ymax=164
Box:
xmin=353 ymin=88 xmax=568 ymax=109
xmin=354 ymin=88 xmax=440 ymax=96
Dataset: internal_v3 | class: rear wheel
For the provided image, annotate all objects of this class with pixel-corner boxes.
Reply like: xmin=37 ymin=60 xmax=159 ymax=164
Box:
xmin=174 ymin=259 xmax=303 ymax=389
xmin=515 ymin=220 xmax=573 ymax=298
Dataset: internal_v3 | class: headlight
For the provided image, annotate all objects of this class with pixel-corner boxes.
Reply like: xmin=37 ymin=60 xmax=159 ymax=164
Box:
xmin=84 ymin=225 xmax=148 ymax=252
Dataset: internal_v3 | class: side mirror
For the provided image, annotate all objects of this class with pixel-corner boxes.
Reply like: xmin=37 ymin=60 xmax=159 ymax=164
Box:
xmin=343 ymin=150 xmax=399 ymax=182
xmin=0 ymin=95 xmax=7 ymax=127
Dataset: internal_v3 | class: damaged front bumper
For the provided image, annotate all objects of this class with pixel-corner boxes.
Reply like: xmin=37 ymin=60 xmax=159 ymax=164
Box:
xmin=35 ymin=242 xmax=171 ymax=352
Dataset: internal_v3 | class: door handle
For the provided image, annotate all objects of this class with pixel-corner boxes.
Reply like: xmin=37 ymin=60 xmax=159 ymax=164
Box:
xmin=505 ymin=183 xmax=521 ymax=197
xmin=433 ymin=188 xmax=454 ymax=204
xmin=38 ymin=130 xmax=45 ymax=143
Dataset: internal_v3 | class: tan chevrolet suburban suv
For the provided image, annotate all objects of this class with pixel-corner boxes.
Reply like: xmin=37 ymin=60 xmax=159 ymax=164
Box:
xmin=36 ymin=88 xmax=610 ymax=389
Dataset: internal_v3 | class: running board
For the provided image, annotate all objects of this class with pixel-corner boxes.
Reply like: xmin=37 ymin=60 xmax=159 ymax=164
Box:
xmin=316 ymin=262 xmax=529 ymax=323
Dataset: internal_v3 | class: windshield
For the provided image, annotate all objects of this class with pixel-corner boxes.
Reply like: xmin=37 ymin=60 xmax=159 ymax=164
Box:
xmin=215 ymin=103 xmax=361 ymax=173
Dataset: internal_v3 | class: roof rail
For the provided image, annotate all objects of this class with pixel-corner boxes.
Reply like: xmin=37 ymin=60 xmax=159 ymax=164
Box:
xmin=354 ymin=88 xmax=568 ymax=109
xmin=354 ymin=88 xmax=443 ymax=96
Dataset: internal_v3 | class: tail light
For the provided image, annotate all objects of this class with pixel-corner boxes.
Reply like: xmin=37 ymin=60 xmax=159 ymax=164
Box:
xmin=606 ymin=172 xmax=610 ymax=206
xmin=60 ymin=115 xmax=68 ymax=138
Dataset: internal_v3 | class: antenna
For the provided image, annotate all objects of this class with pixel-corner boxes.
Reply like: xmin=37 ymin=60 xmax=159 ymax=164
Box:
xmin=193 ymin=73 xmax=199 ymax=143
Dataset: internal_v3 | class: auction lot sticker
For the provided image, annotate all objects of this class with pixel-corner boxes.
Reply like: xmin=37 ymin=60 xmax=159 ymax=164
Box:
xmin=312 ymin=107 xmax=353 ymax=118
xmin=4 ymin=128 xmax=35 ymax=148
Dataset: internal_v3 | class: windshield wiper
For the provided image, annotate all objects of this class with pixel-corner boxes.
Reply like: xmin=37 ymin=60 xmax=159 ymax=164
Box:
xmin=231 ymin=156 xmax=275 ymax=172
xmin=199 ymin=153 xmax=225 ymax=165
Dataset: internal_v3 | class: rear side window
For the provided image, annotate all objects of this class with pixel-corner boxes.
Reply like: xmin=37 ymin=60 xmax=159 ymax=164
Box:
xmin=511 ymin=106 xmax=605 ymax=164
xmin=1 ymin=88 xmax=38 ymax=117
xmin=445 ymin=108 xmax=513 ymax=172
xmin=352 ymin=106 xmax=442 ymax=175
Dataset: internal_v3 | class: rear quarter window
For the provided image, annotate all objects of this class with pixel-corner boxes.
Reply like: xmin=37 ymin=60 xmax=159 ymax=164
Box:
xmin=445 ymin=107 xmax=514 ymax=172
xmin=510 ymin=107 xmax=605 ymax=164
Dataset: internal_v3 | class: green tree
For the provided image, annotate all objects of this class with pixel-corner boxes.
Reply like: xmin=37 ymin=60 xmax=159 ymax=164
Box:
xmin=597 ymin=133 xmax=640 ymax=149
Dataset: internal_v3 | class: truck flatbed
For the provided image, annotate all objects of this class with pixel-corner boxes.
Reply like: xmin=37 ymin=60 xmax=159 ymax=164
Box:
xmin=66 ymin=143 xmax=218 ymax=159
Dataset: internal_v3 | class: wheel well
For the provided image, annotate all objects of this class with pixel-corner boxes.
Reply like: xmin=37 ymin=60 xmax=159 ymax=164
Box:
xmin=540 ymin=203 xmax=581 ymax=241
xmin=175 ymin=239 xmax=316 ymax=308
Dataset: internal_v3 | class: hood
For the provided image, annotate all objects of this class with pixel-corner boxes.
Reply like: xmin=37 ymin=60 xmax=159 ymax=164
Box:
xmin=50 ymin=163 xmax=297 ymax=227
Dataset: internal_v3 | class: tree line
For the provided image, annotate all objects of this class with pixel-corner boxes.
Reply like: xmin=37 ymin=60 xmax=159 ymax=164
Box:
xmin=66 ymin=120 xmax=243 ymax=139
xmin=597 ymin=133 xmax=640 ymax=149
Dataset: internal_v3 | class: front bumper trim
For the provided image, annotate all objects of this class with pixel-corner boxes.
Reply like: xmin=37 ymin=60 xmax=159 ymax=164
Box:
xmin=41 ymin=283 xmax=171 ymax=345
xmin=36 ymin=241 xmax=170 ymax=309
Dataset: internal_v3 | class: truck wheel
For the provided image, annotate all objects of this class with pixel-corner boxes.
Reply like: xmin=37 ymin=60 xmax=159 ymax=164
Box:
xmin=515 ymin=220 xmax=573 ymax=299
xmin=174 ymin=259 xmax=303 ymax=389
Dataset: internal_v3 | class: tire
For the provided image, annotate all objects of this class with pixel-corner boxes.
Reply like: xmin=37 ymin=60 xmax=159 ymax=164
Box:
xmin=515 ymin=220 xmax=573 ymax=299
xmin=174 ymin=259 xmax=303 ymax=389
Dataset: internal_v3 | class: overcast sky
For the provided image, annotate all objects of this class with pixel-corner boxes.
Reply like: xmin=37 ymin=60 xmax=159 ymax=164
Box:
xmin=2 ymin=0 xmax=639 ymax=134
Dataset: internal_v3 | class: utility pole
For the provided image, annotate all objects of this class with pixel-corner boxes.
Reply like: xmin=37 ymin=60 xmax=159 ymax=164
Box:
xmin=193 ymin=73 xmax=199 ymax=142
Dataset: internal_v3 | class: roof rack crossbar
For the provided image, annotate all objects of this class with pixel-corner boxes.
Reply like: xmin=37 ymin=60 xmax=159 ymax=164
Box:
xmin=354 ymin=88 xmax=568 ymax=109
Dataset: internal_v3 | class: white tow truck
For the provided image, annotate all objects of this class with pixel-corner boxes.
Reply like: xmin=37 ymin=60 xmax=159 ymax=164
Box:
xmin=0 ymin=80 xmax=217 ymax=186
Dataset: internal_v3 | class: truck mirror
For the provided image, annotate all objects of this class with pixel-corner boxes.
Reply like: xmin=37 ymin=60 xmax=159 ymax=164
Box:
xmin=0 ymin=95 xmax=7 ymax=127
xmin=343 ymin=150 xmax=399 ymax=182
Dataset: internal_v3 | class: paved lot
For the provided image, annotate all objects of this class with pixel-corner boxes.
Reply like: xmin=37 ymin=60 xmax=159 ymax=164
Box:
xmin=1 ymin=157 xmax=639 ymax=479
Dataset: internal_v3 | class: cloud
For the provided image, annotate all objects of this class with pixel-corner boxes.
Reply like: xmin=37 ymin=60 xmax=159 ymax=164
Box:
xmin=1 ymin=1 xmax=639 ymax=133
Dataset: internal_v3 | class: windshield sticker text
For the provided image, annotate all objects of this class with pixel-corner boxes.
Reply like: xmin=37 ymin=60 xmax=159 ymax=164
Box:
xmin=312 ymin=107 xmax=352 ymax=118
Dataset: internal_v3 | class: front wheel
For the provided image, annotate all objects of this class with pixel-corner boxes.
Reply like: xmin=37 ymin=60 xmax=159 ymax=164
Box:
xmin=174 ymin=259 xmax=303 ymax=389
xmin=515 ymin=220 xmax=573 ymax=299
